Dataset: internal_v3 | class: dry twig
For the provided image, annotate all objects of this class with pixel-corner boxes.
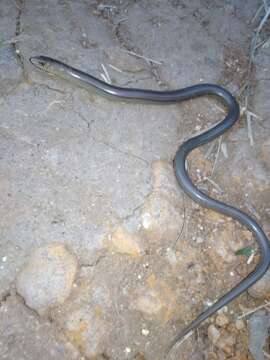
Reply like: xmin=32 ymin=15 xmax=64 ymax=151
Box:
xmin=101 ymin=63 xmax=112 ymax=84
xmin=263 ymin=351 xmax=270 ymax=359
xmin=121 ymin=49 xmax=163 ymax=65
xmin=211 ymin=136 xmax=222 ymax=176
xmin=238 ymin=300 xmax=270 ymax=319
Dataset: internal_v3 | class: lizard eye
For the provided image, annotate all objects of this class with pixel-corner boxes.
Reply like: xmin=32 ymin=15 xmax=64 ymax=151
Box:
xmin=29 ymin=56 xmax=47 ymax=70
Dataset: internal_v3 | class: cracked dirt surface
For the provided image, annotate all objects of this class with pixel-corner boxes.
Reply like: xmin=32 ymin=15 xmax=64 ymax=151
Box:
xmin=0 ymin=0 xmax=270 ymax=359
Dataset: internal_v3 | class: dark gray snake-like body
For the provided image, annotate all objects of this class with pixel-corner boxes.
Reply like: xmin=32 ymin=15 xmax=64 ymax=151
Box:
xmin=30 ymin=55 xmax=270 ymax=350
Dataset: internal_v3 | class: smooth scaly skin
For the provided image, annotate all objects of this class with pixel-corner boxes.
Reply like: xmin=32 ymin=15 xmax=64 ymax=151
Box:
xmin=30 ymin=55 xmax=270 ymax=352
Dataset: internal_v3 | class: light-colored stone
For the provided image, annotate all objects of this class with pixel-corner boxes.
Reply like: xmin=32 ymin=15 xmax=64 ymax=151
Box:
xmin=216 ymin=313 xmax=230 ymax=327
xmin=216 ymin=332 xmax=236 ymax=355
xmin=130 ymin=275 xmax=178 ymax=324
xmin=64 ymin=307 xmax=108 ymax=358
xmin=50 ymin=258 xmax=119 ymax=359
xmin=16 ymin=244 xmax=77 ymax=314
xmin=235 ymin=319 xmax=245 ymax=331
xmin=140 ymin=194 xmax=178 ymax=239
xmin=107 ymin=226 xmax=142 ymax=256
xmin=139 ymin=161 xmax=184 ymax=248
xmin=165 ymin=247 xmax=177 ymax=265
xmin=132 ymin=290 xmax=163 ymax=316
xmin=208 ymin=325 xmax=236 ymax=355
xmin=208 ymin=222 xmax=245 ymax=266
xmin=208 ymin=324 xmax=221 ymax=345
xmin=141 ymin=328 xmax=150 ymax=336
xmin=151 ymin=161 xmax=181 ymax=197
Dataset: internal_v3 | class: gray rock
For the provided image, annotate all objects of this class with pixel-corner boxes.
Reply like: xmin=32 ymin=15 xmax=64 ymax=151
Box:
xmin=248 ymin=310 xmax=270 ymax=360
xmin=248 ymin=267 xmax=270 ymax=299
xmin=0 ymin=1 xmax=23 ymax=95
xmin=139 ymin=161 xmax=184 ymax=249
xmin=0 ymin=45 xmax=23 ymax=95
xmin=0 ymin=296 xmax=79 ymax=360
xmin=16 ymin=244 xmax=77 ymax=314
xmin=0 ymin=0 xmax=17 ymax=40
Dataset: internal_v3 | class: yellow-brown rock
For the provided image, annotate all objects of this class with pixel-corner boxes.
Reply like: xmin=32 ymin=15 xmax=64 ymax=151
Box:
xmin=131 ymin=274 xmax=179 ymax=324
xmin=107 ymin=226 xmax=142 ymax=257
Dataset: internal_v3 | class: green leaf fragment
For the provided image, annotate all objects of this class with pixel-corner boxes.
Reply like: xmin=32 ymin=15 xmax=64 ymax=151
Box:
xmin=235 ymin=246 xmax=254 ymax=257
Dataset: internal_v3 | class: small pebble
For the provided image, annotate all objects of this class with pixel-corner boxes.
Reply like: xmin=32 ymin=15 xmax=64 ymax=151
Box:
xmin=208 ymin=325 xmax=236 ymax=355
xmin=235 ymin=319 xmax=245 ymax=330
xmin=166 ymin=247 xmax=177 ymax=264
xmin=125 ymin=347 xmax=131 ymax=354
xmin=142 ymin=212 xmax=151 ymax=229
xmin=217 ymin=306 xmax=228 ymax=314
xmin=2 ymin=256 xmax=7 ymax=262
xmin=141 ymin=329 xmax=150 ymax=336
xmin=208 ymin=324 xmax=220 ymax=344
xmin=205 ymin=300 xmax=214 ymax=307
xmin=216 ymin=313 xmax=229 ymax=327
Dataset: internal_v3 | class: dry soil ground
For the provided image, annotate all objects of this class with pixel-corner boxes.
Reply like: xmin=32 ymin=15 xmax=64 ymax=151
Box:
xmin=0 ymin=1 xmax=270 ymax=359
